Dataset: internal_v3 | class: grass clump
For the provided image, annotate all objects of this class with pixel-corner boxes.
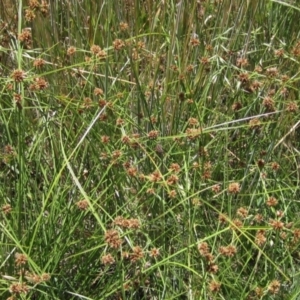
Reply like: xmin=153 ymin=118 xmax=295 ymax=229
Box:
xmin=1 ymin=0 xmax=300 ymax=299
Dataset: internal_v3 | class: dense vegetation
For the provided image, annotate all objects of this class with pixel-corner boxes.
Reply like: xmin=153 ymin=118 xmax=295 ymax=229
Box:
xmin=1 ymin=0 xmax=300 ymax=299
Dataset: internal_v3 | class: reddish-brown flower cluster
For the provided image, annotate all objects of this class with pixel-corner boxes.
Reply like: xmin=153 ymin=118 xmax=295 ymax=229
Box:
xmin=113 ymin=39 xmax=125 ymax=50
xmin=228 ymin=182 xmax=240 ymax=194
xmin=190 ymin=37 xmax=200 ymax=47
xmin=254 ymin=214 xmax=264 ymax=224
xmin=149 ymin=248 xmax=160 ymax=258
xmin=218 ymin=213 xmax=228 ymax=224
xmin=185 ymin=128 xmax=202 ymax=140
xmin=25 ymin=9 xmax=36 ymax=21
xmin=236 ymin=57 xmax=248 ymax=67
xmin=265 ymin=67 xmax=278 ymax=77
xmin=198 ymin=242 xmax=210 ymax=256
xmin=9 ymin=282 xmax=29 ymax=295
xmin=268 ymin=280 xmax=281 ymax=294
xmin=113 ymin=216 xmax=141 ymax=229
xmin=2 ymin=204 xmax=12 ymax=214
xmin=202 ymin=161 xmax=212 ymax=180
xmin=209 ymin=280 xmax=221 ymax=293
xmin=25 ymin=271 xmax=50 ymax=284
xmin=33 ymin=58 xmax=46 ymax=68
xmin=27 ymin=0 xmax=49 ymax=16
xmin=236 ymin=207 xmax=248 ymax=219
xmin=76 ymin=199 xmax=89 ymax=210
xmin=29 ymin=77 xmax=48 ymax=91
xmin=291 ymin=40 xmax=300 ymax=56
xmin=18 ymin=28 xmax=32 ymax=48
xmin=111 ymin=150 xmax=122 ymax=160
xmin=286 ymin=102 xmax=298 ymax=112
xmin=188 ymin=117 xmax=199 ymax=127
xmin=105 ymin=229 xmax=122 ymax=248
xmin=249 ymin=118 xmax=261 ymax=130
xmin=238 ymin=72 xmax=249 ymax=83
xmin=198 ymin=242 xmax=215 ymax=263
xmin=90 ymin=44 xmax=107 ymax=58
xmin=255 ymin=230 xmax=267 ymax=247
xmin=119 ymin=22 xmax=129 ymax=31
xmin=219 ymin=245 xmax=237 ymax=257
xmin=15 ymin=253 xmax=27 ymax=266
xmin=168 ymin=190 xmax=177 ymax=198
xmin=212 ymin=184 xmax=221 ymax=194
xmin=200 ymin=56 xmax=210 ymax=65
xmin=130 ymin=246 xmax=144 ymax=262
xmin=293 ymin=229 xmax=300 ymax=244
xmin=262 ymin=96 xmax=275 ymax=111
xmin=269 ymin=219 xmax=284 ymax=230
xmin=126 ymin=166 xmax=138 ymax=177
xmin=91 ymin=44 xmax=101 ymax=54
xmin=232 ymin=101 xmax=242 ymax=111
xmin=148 ymin=170 xmax=162 ymax=182
xmin=101 ymin=253 xmax=115 ymax=265
xmin=166 ymin=174 xmax=179 ymax=185
xmin=147 ymin=130 xmax=159 ymax=140
xmin=94 ymin=88 xmax=104 ymax=96
xmin=67 ymin=46 xmax=76 ymax=56
xmin=11 ymin=69 xmax=26 ymax=82
xmin=274 ymin=49 xmax=284 ymax=57
xmin=266 ymin=196 xmax=278 ymax=207
xmin=169 ymin=163 xmax=181 ymax=173
xmin=230 ymin=219 xmax=243 ymax=230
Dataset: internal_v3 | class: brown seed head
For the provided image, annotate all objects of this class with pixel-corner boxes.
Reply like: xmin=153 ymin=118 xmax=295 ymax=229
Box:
xmin=18 ymin=28 xmax=32 ymax=44
xmin=188 ymin=117 xmax=199 ymax=127
xmin=255 ymin=231 xmax=266 ymax=246
xmin=9 ymin=283 xmax=29 ymax=294
xmin=148 ymin=170 xmax=162 ymax=182
xmin=101 ymin=253 xmax=115 ymax=265
xmin=29 ymin=0 xmax=39 ymax=9
xmin=169 ymin=163 xmax=181 ymax=173
xmin=262 ymin=96 xmax=275 ymax=111
xmin=67 ymin=46 xmax=76 ymax=56
xmin=268 ymin=280 xmax=280 ymax=294
xmin=76 ymin=199 xmax=89 ymax=210
xmin=166 ymin=174 xmax=179 ymax=185
xmin=90 ymin=44 xmax=101 ymax=55
xmin=209 ymin=280 xmax=221 ymax=293
xmin=168 ymin=190 xmax=177 ymax=198
xmin=2 ymin=204 xmax=12 ymax=214
xmin=149 ymin=248 xmax=160 ymax=258
xmin=105 ymin=229 xmax=122 ymax=248
xmin=147 ymin=130 xmax=159 ymax=140
xmin=198 ymin=242 xmax=210 ymax=256
xmin=238 ymin=72 xmax=249 ymax=83
xmin=219 ymin=245 xmax=237 ymax=257
xmin=269 ymin=219 xmax=284 ymax=230
xmin=266 ymin=196 xmax=278 ymax=207
xmin=286 ymin=102 xmax=298 ymax=112
xmin=113 ymin=39 xmax=125 ymax=50
xmin=15 ymin=253 xmax=28 ymax=266
xmin=119 ymin=22 xmax=129 ymax=31
xmin=130 ymin=246 xmax=144 ymax=262
xmin=236 ymin=207 xmax=248 ymax=219
xmin=11 ymin=69 xmax=26 ymax=82
xmin=271 ymin=162 xmax=280 ymax=171
xmin=33 ymin=58 xmax=45 ymax=68
xmin=266 ymin=67 xmax=279 ymax=77
xmin=190 ymin=38 xmax=200 ymax=47
xmin=249 ymin=118 xmax=261 ymax=130
xmin=25 ymin=9 xmax=36 ymax=21
xmin=236 ymin=57 xmax=248 ymax=67
xmin=228 ymin=182 xmax=240 ymax=194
